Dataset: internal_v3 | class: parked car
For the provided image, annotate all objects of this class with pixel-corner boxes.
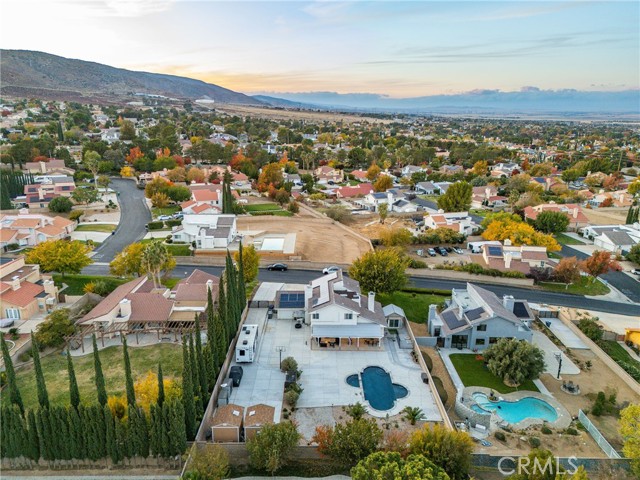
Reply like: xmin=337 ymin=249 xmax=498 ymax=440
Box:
xmin=322 ymin=266 xmax=340 ymax=274
xmin=632 ymin=269 xmax=640 ymax=276
xmin=267 ymin=263 xmax=288 ymax=271
xmin=444 ymin=247 xmax=453 ymax=253
xmin=158 ymin=215 xmax=172 ymax=221
xmin=438 ymin=247 xmax=448 ymax=256
xmin=229 ymin=366 xmax=244 ymax=387
xmin=453 ymin=247 xmax=464 ymax=254
xmin=172 ymin=213 xmax=184 ymax=219
xmin=427 ymin=248 xmax=437 ymax=257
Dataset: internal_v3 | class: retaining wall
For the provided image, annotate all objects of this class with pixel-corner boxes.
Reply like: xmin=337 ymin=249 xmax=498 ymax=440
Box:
xmin=407 ymin=268 xmax=535 ymax=287
xmin=454 ymin=399 xmax=491 ymax=429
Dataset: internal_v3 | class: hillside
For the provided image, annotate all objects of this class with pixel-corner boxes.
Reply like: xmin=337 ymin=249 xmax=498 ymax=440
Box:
xmin=0 ymin=50 xmax=261 ymax=105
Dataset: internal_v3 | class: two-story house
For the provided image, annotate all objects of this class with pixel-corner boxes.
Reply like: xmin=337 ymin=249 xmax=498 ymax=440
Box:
xmin=171 ymin=214 xmax=237 ymax=249
xmin=0 ymin=256 xmax=58 ymax=321
xmin=523 ymin=203 xmax=589 ymax=231
xmin=0 ymin=212 xmax=75 ymax=248
xmin=490 ymin=162 xmax=520 ymax=178
xmin=469 ymin=242 xmax=553 ymax=275
xmin=314 ymin=166 xmax=344 ymax=184
xmin=305 ymin=270 xmax=387 ymax=349
xmin=427 ymin=283 xmax=533 ymax=350
xmin=471 ymin=186 xmax=508 ymax=210
xmin=423 ymin=212 xmax=477 ymax=236
xmin=23 ymin=176 xmax=76 ymax=208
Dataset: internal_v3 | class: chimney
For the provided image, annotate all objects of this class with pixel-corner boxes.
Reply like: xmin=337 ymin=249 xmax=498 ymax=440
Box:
xmin=504 ymin=253 xmax=512 ymax=269
xmin=368 ymin=291 xmax=375 ymax=312
xmin=119 ymin=298 xmax=132 ymax=318
xmin=428 ymin=304 xmax=438 ymax=326
xmin=206 ymin=279 xmax=213 ymax=292
xmin=387 ymin=191 xmax=393 ymax=207
xmin=304 ymin=284 xmax=313 ymax=305
xmin=573 ymin=207 xmax=579 ymax=218
xmin=502 ymin=295 xmax=515 ymax=312
xmin=43 ymin=279 xmax=56 ymax=295
xmin=504 ymin=238 xmax=512 ymax=246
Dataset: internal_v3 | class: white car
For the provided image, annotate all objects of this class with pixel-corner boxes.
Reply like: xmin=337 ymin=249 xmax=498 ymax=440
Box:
xmin=453 ymin=247 xmax=464 ymax=254
xmin=158 ymin=215 xmax=172 ymax=221
xmin=322 ymin=266 xmax=340 ymax=275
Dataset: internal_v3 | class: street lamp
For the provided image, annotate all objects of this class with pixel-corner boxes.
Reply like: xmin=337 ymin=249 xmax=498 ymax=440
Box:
xmin=554 ymin=352 xmax=562 ymax=380
xmin=276 ymin=346 xmax=286 ymax=369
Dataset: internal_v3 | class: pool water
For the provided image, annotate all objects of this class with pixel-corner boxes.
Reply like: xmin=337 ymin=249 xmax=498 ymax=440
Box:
xmin=470 ymin=392 xmax=558 ymax=423
xmin=347 ymin=366 xmax=407 ymax=411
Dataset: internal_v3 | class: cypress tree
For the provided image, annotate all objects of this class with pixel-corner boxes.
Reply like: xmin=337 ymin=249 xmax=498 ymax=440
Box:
xmin=94 ymin=404 xmax=107 ymax=460
xmin=92 ymin=335 xmax=107 ymax=407
xmin=194 ymin=314 xmax=209 ymax=400
xmin=626 ymin=206 xmax=633 ymax=224
xmin=31 ymin=333 xmax=49 ymax=409
xmin=67 ymin=405 xmax=82 ymax=461
xmin=149 ymin=403 xmax=160 ymax=457
xmin=54 ymin=406 xmax=71 ymax=460
xmin=76 ymin=404 xmax=88 ymax=460
xmin=157 ymin=363 xmax=165 ymax=407
xmin=26 ymin=409 xmax=40 ymax=462
xmin=237 ymin=242 xmax=247 ymax=309
xmin=114 ymin=416 xmax=127 ymax=462
xmin=57 ymin=121 xmax=64 ymax=141
xmin=67 ymin=350 xmax=81 ymax=410
xmin=205 ymin=286 xmax=217 ymax=389
xmin=213 ymin=311 xmax=227 ymax=370
xmin=36 ymin=406 xmax=53 ymax=462
xmin=189 ymin=334 xmax=205 ymax=412
xmin=122 ymin=337 xmax=136 ymax=407
xmin=217 ymin=275 xmax=228 ymax=341
xmin=1 ymin=332 xmax=24 ymax=414
xmin=104 ymin=405 xmax=117 ymax=464
xmin=170 ymin=400 xmax=187 ymax=457
xmin=126 ymin=406 xmax=140 ymax=458
xmin=181 ymin=336 xmax=196 ymax=440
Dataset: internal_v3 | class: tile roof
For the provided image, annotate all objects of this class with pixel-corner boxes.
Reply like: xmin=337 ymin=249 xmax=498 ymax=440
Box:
xmin=80 ymin=277 xmax=148 ymax=323
xmin=0 ymin=229 xmax=19 ymax=242
xmin=192 ymin=189 xmax=219 ymax=202
xmin=128 ymin=293 xmax=174 ymax=322
xmin=10 ymin=218 xmax=41 ymax=228
xmin=179 ymin=269 xmax=220 ymax=286
xmin=0 ymin=281 xmax=44 ymax=307
xmin=36 ymin=225 xmax=65 ymax=237
xmin=173 ymin=283 xmax=216 ymax=302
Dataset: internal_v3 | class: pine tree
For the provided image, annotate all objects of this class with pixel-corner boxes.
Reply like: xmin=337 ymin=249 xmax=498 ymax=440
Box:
xmin=157 ymin=364 xmax=165 ymax=407
xmin=26 ymin=409 xmax=40 ymax=462
xmin=92 ymin=335 xmax=108 ymax=407
xmin=181 ymin=336 xmax=196 ymax=440
xmin=194 ymin=314 xmax=209 ymax=401
xmin=67 ymin=350 xmax=81 ymax=410
xmin=1 ymin=332 xmax=24 ymax=414
xmin=31 ymin=333 xmax=50 ymax=409
xmin=122 ymin=337 xmax=136 ymax=407
xmin=104 ymin=405 xmax=117 ymax=464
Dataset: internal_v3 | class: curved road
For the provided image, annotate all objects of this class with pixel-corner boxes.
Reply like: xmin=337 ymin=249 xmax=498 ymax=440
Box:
xmin=91 ymin=178 xmax=151 ymax=263
xmin=80 ymin=264 xmax=640 ymax=316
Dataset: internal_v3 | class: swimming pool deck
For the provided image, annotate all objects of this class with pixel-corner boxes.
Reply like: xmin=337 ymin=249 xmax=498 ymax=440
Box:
xmin=460 ymin=386 xmax=572 ymax=430
xmin=227 ymin=308 xmax=442 ymax=420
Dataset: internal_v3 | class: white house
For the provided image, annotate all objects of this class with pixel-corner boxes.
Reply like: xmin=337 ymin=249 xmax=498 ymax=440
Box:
xmin=171 ymin=214 xmax=237 ymax=249
xmin=424 ymin=211 xmax=477 ymax=236
xmin=305 ymin=270 xmax=387 ymax=349
xmin=427 ymin=283 xmax=534 ymax=350
xmin=582 ymin=224 xmax=640 ymax=254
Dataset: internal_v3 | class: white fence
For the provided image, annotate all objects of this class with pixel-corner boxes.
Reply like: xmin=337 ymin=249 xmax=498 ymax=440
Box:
xmin=578 ymin=409 xmax=621 ymax=459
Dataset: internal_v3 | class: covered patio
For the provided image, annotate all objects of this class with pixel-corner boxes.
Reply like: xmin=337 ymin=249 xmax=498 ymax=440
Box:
xmin=311 ymin=324 xmax=384 ymax=351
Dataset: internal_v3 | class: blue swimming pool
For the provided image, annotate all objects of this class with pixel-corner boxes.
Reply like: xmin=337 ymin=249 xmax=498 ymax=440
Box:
xmin=470 ymin=392 xmax=558 ymax=424
xmin=347 ymin=366 xmax=407 ymax=411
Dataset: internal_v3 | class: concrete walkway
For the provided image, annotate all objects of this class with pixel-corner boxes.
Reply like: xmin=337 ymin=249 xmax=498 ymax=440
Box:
xmin=531 ymin=331 xmax=580 ymax=376
xmin=438 ymin=348 xmax=466 ymax=393
xmin=540 ymin=317 xmax=588 ymax=349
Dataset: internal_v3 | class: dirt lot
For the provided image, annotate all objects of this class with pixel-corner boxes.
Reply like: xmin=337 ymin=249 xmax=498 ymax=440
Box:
xmin=237 ymin=211 xmax=371 ymax=263
xmin=582 ymin=207 xmax=629 ymax=225
xmin=215 ymin=104 xmax=394 ymax=124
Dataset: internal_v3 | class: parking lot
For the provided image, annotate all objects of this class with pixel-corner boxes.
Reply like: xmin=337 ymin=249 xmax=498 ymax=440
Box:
xmin=226 ymin=307 xmax=442 ymax=420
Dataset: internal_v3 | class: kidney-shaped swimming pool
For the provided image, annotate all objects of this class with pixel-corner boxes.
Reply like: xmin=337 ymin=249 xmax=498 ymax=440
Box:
xmin=346 ymin=366 xmax=407 ymax=411
xmin=470 ymin=392 xmax=558 ymax=424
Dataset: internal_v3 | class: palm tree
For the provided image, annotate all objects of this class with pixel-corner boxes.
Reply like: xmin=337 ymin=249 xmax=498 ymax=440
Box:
xmin=142 ymin=240 xmax=169 ymax=288
xmin=402 ymin=406 xmax=425 ymax=425
xmin=346 ymin=402 xmax=366 ymax=420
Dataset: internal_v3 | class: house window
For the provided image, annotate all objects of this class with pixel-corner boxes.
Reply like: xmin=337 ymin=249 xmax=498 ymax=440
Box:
xmin=5 ymin=308 xmax=20 ymax=320
xmin=388 ymin=318 xmax=399 ymax=329
xmin=475 ymin=338 xmax=486 ymax=346
xmin=344 ymin=313 xmax=353 ymax=320
xmin=434 ymin=327 xmax=441 ymax=336
xmin=239 ymin=350 xmax=245 ymax=356
xmin=489 ymin=337 xmax=499 ymax=344
xmin=477 ymin=324 xmax=487 ymax=331
xmin=311 ymin=313 xmax=319 ymax=320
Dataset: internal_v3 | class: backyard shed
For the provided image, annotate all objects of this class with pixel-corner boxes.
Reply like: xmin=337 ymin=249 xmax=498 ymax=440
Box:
xmin=210 ymin=404 xmax=244 ymax=443
xmin=243 ymin=404 xmax=276 ymax=441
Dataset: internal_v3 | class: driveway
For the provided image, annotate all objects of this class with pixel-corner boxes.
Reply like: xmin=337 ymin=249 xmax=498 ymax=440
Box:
xmin=90 ymin=178 xmax=151 ymax=263
xmin=531 ymin=331 xmax=580 ymax=375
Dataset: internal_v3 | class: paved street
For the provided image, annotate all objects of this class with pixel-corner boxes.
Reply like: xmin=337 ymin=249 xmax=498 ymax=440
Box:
xmin=82 ymin=263 xmax=640 ymax=316
xmin=91 ymin=178 xmax=151 ymax=263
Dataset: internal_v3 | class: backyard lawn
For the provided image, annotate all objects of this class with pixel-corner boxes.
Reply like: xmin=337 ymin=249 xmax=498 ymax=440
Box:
xmin=244 ymin=202 xmax=282 ymax=212
xmin=4 ymin=344 xmax=183 ymax=409
xmin=449 ymin=353 xmax=539 ymax=393
xmin=152 ymin=206 xmax=181 ymax=217
xmin=554 ymin=233 xmax=586 ymax=245
xmin=377 ymin=290 xmax=447 ymax=324
xmin=75 ymin=223 xmax=117 ymax=232
xmin=54 ymin=274 xmax=127 ymax=295
xmin=539 ymin=277 xmax=610 ymax=296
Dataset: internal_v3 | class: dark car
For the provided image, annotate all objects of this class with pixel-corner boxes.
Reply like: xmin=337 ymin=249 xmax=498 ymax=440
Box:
xmin=438 ymin=247 xmax=448 ymax=256
xmin=229 ymin=366 xmax=244 ymax=387
xmin=445 ymin=247 xmax=453 ymax=253
xmin=267 ymin=263 xmax=288 ymax=271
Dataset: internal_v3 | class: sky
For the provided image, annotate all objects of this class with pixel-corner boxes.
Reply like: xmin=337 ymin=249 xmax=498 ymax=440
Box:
xmin=1 ymin=0 xmax=639 ymax=97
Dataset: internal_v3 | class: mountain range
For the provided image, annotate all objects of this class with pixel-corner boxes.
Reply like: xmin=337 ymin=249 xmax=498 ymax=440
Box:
xmin=1 ymin=50 xmax=638 ymax=116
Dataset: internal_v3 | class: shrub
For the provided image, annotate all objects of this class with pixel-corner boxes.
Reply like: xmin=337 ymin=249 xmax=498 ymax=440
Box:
xmin=565 ymin=427 xmax=579 ymax=436
xmin=184 ymin=444 xmax=229 ymax=480
xmin=421 ymin=351 xmax=433 ymax=372
xmin=324 ymin=206 xmax=350 ymax=223
xmin=528 ymin=437 xmax=541 ymax=448
xmin=280 ymin=356 xmax=298 ymax=373
xmin=69 ymin=210 xmax=84 ymax=222
xmin=408 ymin=258 xmax=428 ymax=269
xmin=147 ymin=221 xmax=164 ymax=230
xmin=5 ymin=243 xmax=19 ymax=251
xmin=165 ymin=219 xmax=182 ymax=227
xmin=284 ymin=389 xmax=299 ymax=407
xmin=494 ymin=431 xmax=506 ymax=442
xmin=48 ymin=196 xmax=73 ymax=213
xmin=8 ymin=327 xmax=19 ymax=340
xmin=431 ymin=376 xmax=448 ymax=405
xmin=541 ymin=425 xmax=552 ymax=435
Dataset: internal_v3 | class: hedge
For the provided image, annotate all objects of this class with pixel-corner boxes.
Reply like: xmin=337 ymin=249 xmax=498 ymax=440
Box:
xmin=432 ymin=376 xmax=448 ymax=406
xmin=421 ymin=351 xmax=433 ymax=372
xmin=147 ymin=221 xmax=165 ymax=230
xmin=165 ymin=219 xmax=182 ymax=227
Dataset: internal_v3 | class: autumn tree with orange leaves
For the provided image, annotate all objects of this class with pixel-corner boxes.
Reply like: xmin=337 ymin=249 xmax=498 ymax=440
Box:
xmin=580 ymin=250 xmax=621 ymax=282
xmin=125 ymin=146 xmax=144 ymax=164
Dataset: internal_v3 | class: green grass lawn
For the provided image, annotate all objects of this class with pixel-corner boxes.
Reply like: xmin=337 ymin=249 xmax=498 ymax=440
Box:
xmin=53 ymin=274 xmax=128 ymax=295
xmin=539 ymin=277 xmax=610 ymax=296
xmin=152 ymin=206 xmax=181 ymax=217
xmin=554 ymin=233 xmax=586 ymax=245
xmin=4 ymin=344 xmax=182 ymax=409
xmin=377 ymin=291 xmax=447 ymax=324
xmin=162 ymin=277 xmax=181 ymax=289
xmin=244 ymin=203 xmax=282 ymax=212
xmin=449 ymin=353 xmax=539 ymax=393
xmin=75 ymin=223 xmax=117 ymax=232
xmin=167 ymin=244 xmax=192 ymax=256
xmin=598 ymin=340 xmax=640 ymax=382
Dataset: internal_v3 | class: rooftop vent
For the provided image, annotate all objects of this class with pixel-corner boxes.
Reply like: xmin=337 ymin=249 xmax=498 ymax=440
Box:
xmin=242 ymin=340 xmax=248 ymax=345
xmin=232 ymin=410 xmax=240 ymax=416
xmin=249 ymin=411 xmax=256 ymax=416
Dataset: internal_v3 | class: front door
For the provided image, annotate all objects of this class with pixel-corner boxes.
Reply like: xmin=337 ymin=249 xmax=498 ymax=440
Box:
xmin=451 ymin=334 xmax=468 ymax=349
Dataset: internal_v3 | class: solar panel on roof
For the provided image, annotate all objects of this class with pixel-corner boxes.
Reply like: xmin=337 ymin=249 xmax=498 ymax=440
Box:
xmin=279 ymin=292 xmax=305 ymax=308
xmin=465 ymin=307 xmax=485 ymax=321
xmin=487 ymin=246 xmax=503 ymax=256
xmin=512 ymin=302 xmax=530 ymax=318
xmin=441 ymin=310 xmax=466 ymax=330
